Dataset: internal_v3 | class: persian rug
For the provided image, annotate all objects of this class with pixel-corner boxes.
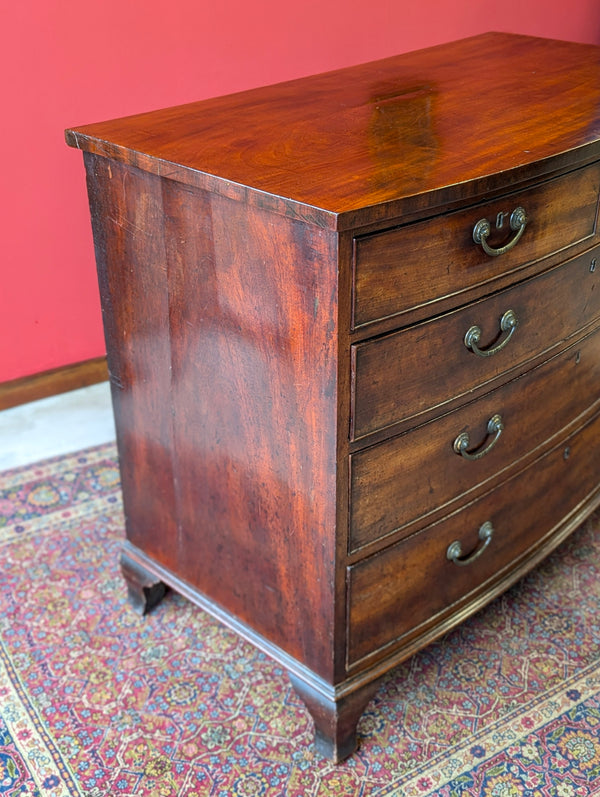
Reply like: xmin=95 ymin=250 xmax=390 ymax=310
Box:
xmin=1 ymin=443 xmax=600 ymax=796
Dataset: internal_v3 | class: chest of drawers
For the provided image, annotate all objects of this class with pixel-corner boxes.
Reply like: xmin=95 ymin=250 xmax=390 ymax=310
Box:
xmin=66 ymin=32 xmax=600 ymax=761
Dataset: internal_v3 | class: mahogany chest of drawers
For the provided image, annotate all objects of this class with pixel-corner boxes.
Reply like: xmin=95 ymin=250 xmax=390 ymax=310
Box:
xmin=66 ymin=32 xmax=600 ymax=761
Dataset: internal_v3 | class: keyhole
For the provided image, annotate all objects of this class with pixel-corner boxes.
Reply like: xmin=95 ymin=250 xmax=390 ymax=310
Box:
xmin=591 ymin=258 xmax=597 ymax=273
xmin=563 ymin=446 xmax=571 ymax=460
xmin=575 ymin=350 xmax=581 ymax=364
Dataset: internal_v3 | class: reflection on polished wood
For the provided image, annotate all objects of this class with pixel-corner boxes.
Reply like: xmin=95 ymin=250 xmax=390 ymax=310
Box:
xmin=67 ymin=32 xmax=600 ymax=761
xmin=66 ymin=33 xmax=600 ymax=228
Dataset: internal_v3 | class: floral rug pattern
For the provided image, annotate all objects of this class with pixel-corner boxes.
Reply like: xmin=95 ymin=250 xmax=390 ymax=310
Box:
xmin=1 ymin=443 xmax=600 ymax=796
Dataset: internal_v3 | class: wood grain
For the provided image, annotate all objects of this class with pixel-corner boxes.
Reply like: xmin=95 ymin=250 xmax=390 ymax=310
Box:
xmin=0 ymin=357 xmax=108 ymax=411
xmin=348 ymin=409 xmax=600 ymax=667
xmin=66 ymin=33 xmax=600 ymax=229
xmin=67 ymin=32 xmax=600 ymax=760
xmin=84 ymin=153 xmax=180 ymax=569
xmin=353 ymin=163 xmax=600 ymax=329
xmin=160 ymin=177 xmax=340 ymax=676
xmin=352 ymin=248 xmax=600 ymax=440
xmin=350 ymin=325 xmax=600 ymax=553
xmin=83 ymin=152 xmax=340 ymax=678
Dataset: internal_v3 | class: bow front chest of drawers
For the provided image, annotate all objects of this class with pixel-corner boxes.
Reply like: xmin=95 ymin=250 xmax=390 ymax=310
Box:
xmin=66 ymin=32 xmax=600 ymax=760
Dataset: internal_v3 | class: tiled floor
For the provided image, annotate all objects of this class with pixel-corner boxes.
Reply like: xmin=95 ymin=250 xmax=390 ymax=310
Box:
xmin=0 ymin=382 xmax=116 ymax=471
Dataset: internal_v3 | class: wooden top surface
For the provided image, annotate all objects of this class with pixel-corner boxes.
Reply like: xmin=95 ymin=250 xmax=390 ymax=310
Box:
xmin=66 ymin=32 xmax=600 ymax=229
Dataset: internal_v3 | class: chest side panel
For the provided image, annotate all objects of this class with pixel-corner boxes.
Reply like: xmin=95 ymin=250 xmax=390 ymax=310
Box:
xmin=84 ymin=152 xmax=179 ymax=561
xmin=162 ymin=180 xmax=341 ymax=675
xmin=85 ymin=153 xmax=341 ymax=678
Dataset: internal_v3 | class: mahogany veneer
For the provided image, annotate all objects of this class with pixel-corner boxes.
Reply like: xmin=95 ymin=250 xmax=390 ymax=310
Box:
xmin=66 ymin=32 xmax=600 ymax=761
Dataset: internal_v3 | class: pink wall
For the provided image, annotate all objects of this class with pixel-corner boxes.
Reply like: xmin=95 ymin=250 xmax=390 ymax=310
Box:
xmin=2 ymin=0 xmax=600 ymax=382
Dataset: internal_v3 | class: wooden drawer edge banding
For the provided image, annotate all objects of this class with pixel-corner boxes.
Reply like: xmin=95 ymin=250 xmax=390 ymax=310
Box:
xmin=352 ymin=161 xmax=600 ymax=331
xmin=351 ymin=246 xmax=600 ymax=443
xmin=348 ymin=324 xmax=600 ymax=556
xmin=352 ymin=231 xmax=600 ymax=335
xmin=351 ymin=317 xmax=600 ymax=446
xmin=345 ymin=484 xmax=600 ymax=674
xmin=66 ymin=33 xmax=600 ymax=762
xmin=346 ymin=408 xmax=600 ymax=669
xmin=348 ymin=398 xmax=600 ymax=561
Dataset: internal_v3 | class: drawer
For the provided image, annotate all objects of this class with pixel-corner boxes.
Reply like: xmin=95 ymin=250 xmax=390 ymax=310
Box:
xmin=350 ymin=326 xmax=600 ymax=552
xmin=353 ymin=162 xmax=600 ymax=329
xmin=352 ymin=247 xmax=600 ymax=440
xmin=347 ymin=409 xmax=600 ymax=668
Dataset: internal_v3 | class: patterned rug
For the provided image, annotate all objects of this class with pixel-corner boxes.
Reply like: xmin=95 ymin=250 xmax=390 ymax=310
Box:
xmin=2 ymin=443 xmax=600 ymax=796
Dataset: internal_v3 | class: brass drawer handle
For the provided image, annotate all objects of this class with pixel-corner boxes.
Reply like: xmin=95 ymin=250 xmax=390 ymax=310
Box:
xmin=447 ymin=521 xmax=494 ymax=566
xmin=453 ymin=413 xmax=504 ymax=460
xmin=464 ymin=309 xmax=518 ymax=357
xmin=473 ymin=207 xmax=527 ymax=256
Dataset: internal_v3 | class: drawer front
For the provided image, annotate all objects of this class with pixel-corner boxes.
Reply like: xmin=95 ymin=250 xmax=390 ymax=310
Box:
xmin=350 ymin=326 xmax=600 ymax=552
xmin=347 ymin=410 xmax=600 ymax=668
xmin=353 ymin=162 xmax=600 ymax=329
xmin=352 ymin=247 xmax=600 ymax=440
